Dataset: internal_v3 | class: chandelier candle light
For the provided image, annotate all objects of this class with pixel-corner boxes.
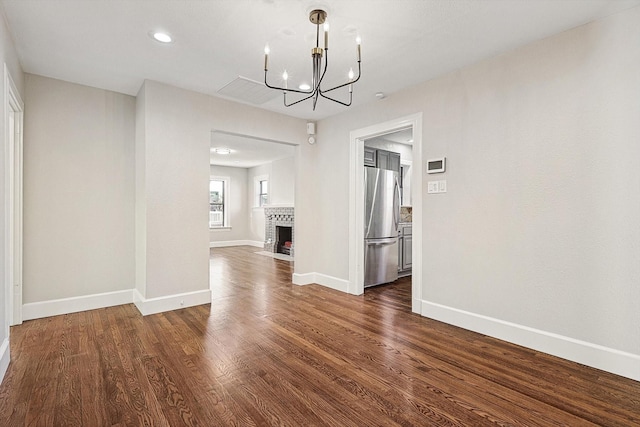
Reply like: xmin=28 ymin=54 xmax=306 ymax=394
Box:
xmin=264 ymin=9 xmax=361 ymax=110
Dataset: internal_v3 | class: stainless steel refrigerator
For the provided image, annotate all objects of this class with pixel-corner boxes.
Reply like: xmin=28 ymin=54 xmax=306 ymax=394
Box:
xmin=364 ymin=167 xmax=400 ymax=287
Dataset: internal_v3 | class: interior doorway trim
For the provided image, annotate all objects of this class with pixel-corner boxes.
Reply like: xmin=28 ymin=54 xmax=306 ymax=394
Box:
xmin=348 ymin=113 xmax=423 ymax=313
xmin=4 ymin=64 xmax=24 ymax=327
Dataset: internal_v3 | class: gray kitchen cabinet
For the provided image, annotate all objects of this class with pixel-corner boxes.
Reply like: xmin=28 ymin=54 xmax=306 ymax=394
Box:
xmin=398 ymin=223 xmax=412 ymax=276
xmin=388 ymin=151 xmax=401 ymax=173
xmin=364 ymin=146 xmax=377 ymax=167
xmin=402 ymin=235 xmax=412 ymax=271
xmin=376 ymin=149 xmax=401 ymax=172
xmin=377 ymin=149 xmax=390 ymax=169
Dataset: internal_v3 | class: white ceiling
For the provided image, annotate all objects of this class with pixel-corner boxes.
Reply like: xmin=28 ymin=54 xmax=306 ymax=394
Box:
xmin=2 ymin=0 xmax=639 ymax=121
xmin=210 ymin=131 xmax=295 ymax=168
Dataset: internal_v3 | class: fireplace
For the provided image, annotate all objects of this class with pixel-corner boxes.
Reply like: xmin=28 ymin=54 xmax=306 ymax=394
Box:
xmin=275 ymin=226 xmax=292 ymax=255
xmin=264 ymin=207 xmax=294 ymax=257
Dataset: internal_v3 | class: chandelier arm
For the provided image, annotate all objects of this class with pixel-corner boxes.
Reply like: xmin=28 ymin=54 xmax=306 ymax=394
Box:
xmin=319 ymin=90 xmax=353 ymax=107
xmin=283 ymin=90 xmax=319 ymax=107
xmin=322 ymin=61 xmax=362 ymax=93
xmin=264 ymin=70 xmax=313 ymax=94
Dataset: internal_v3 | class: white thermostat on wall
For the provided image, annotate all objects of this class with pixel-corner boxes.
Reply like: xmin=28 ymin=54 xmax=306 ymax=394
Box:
xmin=426 ymin=157 xmax=446 ymax=174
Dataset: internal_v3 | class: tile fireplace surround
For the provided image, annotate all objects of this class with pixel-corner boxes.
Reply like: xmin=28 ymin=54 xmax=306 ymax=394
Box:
xmin=264 ymin=207 xmax=294 ymax=257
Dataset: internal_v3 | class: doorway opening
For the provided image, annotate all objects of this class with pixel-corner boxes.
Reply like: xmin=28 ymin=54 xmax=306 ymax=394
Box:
xmin=208 ymin=130 xmax=298 ymax=290
xmin=363 ymin=128 xmax=413 ymax=288
xmin=348 ymin=113 xmax=423 ymax=314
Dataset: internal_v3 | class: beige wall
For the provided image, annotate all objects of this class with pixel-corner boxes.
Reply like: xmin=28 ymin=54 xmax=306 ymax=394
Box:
xmin=297 ymin=6 xmax=640 ymax=364
xmin=23 ymin=74 xmax=136 ymax=302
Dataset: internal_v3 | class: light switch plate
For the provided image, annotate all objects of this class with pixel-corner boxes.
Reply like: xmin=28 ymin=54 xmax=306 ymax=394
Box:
xmin=428 ymin=180 xmax=447 ymax=194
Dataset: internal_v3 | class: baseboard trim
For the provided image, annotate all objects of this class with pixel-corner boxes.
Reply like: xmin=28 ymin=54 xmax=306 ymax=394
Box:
xmin=133 ymin=289 xmax=211 ymax=316
xmin=21 ymin=287 xmax=213 ymax=320
xmin=0 ymin=337 xmax=9 ymax=384
xmin=22 ymin=289 xmax=134 ymax=321
xmin=292 ymin=272 xmax=349 ymax=293
xmin=421 ymin=300 xmax=640 ymax=382
xmin=292 ymin=272 xmax=315 ymax=285
xmin=210 ymin=240 xmax=264 ymax=248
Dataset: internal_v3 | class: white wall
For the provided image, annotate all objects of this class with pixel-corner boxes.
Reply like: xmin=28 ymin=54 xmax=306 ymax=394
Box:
xmin=136 ymin=80 xmax=306 ymax=303
xmin=296 ymin=7 xmax=640 ymax=378
xmin=23 ymin=74 xmax=136 ymax=303
xmin=270 ymin=156 xmax=295 ymax=205
xmin=209 ymin=165 xmax=249 ymax=243
xmin=135 ymin=80 xmax=147 ymax=299
xmin=292 ymin=137 xmax=317 ymax=274
xmin=246 ymin=163 xmax=270 ymax=243
xmin=0 ymin=4 xmax=24 ymax=383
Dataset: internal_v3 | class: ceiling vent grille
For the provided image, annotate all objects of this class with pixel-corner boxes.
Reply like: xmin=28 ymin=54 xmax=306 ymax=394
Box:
xmin=217 ymin=76 xmax=280 ymax=105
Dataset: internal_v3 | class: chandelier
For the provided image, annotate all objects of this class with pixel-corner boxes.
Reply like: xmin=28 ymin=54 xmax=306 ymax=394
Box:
xmin=263 ymin=9 xmax=361 ymax=110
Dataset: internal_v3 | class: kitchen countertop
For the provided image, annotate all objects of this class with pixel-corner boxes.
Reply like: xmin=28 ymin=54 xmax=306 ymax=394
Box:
xmin=400 ymin=205 xmax=412 ymax=223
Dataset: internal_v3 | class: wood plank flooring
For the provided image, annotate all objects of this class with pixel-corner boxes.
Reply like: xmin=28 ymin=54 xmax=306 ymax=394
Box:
xmin=1 ymin=245 xmax=638 ymax=426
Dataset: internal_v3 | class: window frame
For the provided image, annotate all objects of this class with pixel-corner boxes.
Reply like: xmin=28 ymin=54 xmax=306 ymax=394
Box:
xmin=259 ymin=179 xmax=268 ymax=207
xmin=210 ymin=176 xmax=230 ymax=229
xmin=254 ymin=174 xmax=269 ymax=207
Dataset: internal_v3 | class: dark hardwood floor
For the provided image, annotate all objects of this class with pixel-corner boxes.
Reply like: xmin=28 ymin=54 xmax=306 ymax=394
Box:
xmin=1 ymin=245 xmax=638 ymax=426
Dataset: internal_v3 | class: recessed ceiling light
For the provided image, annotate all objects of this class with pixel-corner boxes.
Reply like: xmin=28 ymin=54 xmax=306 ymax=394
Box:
xmin=212 ymin=147 xmax=232 ymax=155
xmin=152 ymin=32 xmax=172 ymax=43
xmin=299 ymin=83 xmax=311 ymax=91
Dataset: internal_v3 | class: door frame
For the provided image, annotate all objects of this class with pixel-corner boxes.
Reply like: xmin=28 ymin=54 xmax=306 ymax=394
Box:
xmin=4 ymin=64 xmax=24 ymax=327
xmin=348 ymin=113 xmax=423 ymax=314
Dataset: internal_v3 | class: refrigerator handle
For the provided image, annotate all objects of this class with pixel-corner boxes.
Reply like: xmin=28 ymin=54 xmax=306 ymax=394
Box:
xmin=393 ymin=175 xmax=400 ymax=231
xmin=367 ymin=240 xmax=395 ymax=246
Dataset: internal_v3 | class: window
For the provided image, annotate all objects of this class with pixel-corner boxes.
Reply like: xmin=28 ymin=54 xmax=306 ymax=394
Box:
xmin=259 ymin=179 xmax=268 ymax=206
xmin=254 ymin=174 xmax=269 ymax=207
xmin=210 ymin=177 xmax=229 ymax=228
